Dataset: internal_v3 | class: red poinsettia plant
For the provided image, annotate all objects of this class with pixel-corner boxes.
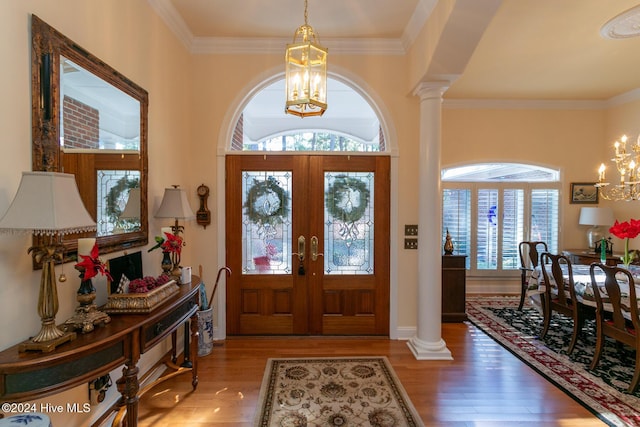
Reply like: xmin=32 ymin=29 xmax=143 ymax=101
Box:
xmin=75 ymin=243 xmax=112 ymax=281
xmin=161 ymin=232 xmax=183 ymax=255
xmin=609 ymin=218 xmax=640 ymax=266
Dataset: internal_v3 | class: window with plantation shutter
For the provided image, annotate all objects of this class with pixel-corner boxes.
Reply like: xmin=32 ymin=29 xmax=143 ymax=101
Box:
xmin=531 ymin=189 xmax=559 ymax=252
xmin=442 ymin=164 xmax=560 ymax=276
xmin=443 ymin=189 xmax=471 ymax=268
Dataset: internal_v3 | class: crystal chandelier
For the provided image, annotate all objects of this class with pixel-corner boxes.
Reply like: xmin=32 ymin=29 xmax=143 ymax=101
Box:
xmin=596 ymin=134 xmax=640 ymax=201
xmin=285 ymin=0 xmax=327 ymax=118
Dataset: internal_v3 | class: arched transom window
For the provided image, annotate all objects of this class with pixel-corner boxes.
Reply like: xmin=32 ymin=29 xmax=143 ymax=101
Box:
xmin=231 ymin=78 xmax=384 ymax=152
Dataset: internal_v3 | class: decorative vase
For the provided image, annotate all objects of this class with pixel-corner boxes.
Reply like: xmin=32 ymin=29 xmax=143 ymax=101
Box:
xmin=198 ymin=307 xmax=214 ymax=357
xmin=444 ymin=229 xmax=454 ymax=255
xmin=161 ymin=251 xmax=173 ymax=275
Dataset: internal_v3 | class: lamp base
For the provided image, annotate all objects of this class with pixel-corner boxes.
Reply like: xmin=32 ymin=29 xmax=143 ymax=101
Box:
xmin=63 ymin=295 xmax=111 ymax=334
xmin=587 ymin=225 xmax=605 ymax=250
xmin=19 ymin=329 xmax=76 ymax=353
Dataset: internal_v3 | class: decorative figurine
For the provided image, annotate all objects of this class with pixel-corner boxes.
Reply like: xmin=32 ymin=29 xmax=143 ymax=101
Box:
xmin=444 ymin=229 xmax=454 ymax=255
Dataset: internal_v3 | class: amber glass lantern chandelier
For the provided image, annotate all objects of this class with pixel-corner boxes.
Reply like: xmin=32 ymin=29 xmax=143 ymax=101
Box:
xmin=596 ymin=134 xmax=640 ymax=201
xmin=285 ymin=0 xmax=328 ymax=118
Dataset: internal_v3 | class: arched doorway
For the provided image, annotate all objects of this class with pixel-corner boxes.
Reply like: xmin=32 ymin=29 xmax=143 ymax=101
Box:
xmin=224 ymin=76 xmax=392 ymax=335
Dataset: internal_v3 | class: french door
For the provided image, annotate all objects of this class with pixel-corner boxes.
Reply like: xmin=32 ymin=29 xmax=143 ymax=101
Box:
xmin=225 ymin=155 xmax=390 ymax=335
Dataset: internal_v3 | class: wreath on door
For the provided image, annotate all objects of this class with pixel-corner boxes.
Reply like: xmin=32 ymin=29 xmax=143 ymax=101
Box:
xmin=325 ymin=175 xmax=370 ymax=223
xmin=244 ymin=176 xmax=289 ymax=226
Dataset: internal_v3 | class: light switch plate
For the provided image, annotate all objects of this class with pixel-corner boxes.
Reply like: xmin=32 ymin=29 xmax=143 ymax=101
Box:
xmin=404 ymin=238 xmax=418 ymax=249
xmin=405 ymin=224 xmax=418 ymax=236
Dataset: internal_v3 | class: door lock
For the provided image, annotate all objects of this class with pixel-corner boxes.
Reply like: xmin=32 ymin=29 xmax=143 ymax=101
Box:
xmin=311 ymin=236 xmax=324 ymax=261
xmin=292 ymin=235 xmax=305 ymax=262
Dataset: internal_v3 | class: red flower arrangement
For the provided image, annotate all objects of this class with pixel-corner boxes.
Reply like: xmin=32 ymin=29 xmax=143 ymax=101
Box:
xmin=161 ymin=232 xmax=183 ymax=255
xmin=609 ymin=219 xmax=640 ymax=266
xmin=75 ymin=243 xmax=112 ymax=281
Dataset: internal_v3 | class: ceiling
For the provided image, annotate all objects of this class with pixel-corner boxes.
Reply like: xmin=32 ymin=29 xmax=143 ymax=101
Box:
xmin=148 ymin=0 xmax=640 ymax=146
xmin=151 ymin=0 xmax=640 ymax=102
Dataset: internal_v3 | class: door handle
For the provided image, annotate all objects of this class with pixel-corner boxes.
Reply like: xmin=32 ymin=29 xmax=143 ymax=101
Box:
xmin=311 ymin=236 xmax=324 ymax=261
xmin=292 ymin=235 xmax=305 ymax=262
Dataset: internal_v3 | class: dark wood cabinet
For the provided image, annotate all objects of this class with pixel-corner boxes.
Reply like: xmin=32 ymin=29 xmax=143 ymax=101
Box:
xmin=442 ymin=255 xmax=467 ymax=322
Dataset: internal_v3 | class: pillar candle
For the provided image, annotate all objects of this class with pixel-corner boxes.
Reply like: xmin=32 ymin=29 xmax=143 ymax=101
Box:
xmin=78 ymin=238 xmax=96 ymax=256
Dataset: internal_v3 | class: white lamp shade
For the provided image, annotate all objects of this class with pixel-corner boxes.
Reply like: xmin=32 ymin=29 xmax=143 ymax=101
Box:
xmin=119 ymin=187 xmax=141 ymax=220
xmin=154 ymin=187 xmax=195 ymax=220
xmin=0 ymin=172 xmax=96 ymax=235
xmin=578 ymin=207 xmax=615 ymax=226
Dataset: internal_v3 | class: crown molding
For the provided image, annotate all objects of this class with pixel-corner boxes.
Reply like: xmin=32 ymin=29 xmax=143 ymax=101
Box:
xmin=401 ymin=0 xmax=438 ymax=51
xmin=443 ymin=98 xmax=607 ymax=110
xmin=605 ymin=88 xmax=640 ymax=108
xmin=191 ymin=37 xmax=406 ymax=55
xmin=148 ymin=0 xmax=194 ymax=50
xmin=149 ymin=0 xmax=426 ymax=55
xmin=444 ymin=88 xmax=640 ymax=110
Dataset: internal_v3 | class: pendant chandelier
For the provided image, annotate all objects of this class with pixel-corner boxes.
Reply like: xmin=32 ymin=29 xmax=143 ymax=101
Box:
xmin=596 ymin=134 xmax=640 ymax=201
xmin=285 ymin=0 xmax=328 ymax=118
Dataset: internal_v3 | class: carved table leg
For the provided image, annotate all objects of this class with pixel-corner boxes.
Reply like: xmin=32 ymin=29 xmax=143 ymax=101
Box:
xmin=116 ymin=361 xmax=139 ymax=427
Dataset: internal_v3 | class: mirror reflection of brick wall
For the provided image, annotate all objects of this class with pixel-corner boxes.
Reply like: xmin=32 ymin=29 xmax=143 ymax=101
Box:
xmin=63 ymin=95 xmax=99 ymax=149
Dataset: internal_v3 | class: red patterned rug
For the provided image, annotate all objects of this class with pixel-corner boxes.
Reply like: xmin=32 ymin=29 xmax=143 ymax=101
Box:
xmin=467 ymin=296 xmax=640 ymax=427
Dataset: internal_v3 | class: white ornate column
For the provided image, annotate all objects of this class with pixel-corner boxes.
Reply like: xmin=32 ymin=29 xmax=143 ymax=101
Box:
xmin=407 ymin=82 xmax=452 ymax=360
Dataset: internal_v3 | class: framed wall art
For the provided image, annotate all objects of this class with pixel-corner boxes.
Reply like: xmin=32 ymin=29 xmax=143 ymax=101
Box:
xmin=570 ymin=182 xmax=599 ymax=204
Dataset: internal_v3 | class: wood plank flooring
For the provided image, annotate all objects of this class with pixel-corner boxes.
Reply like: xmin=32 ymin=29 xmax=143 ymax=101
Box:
xmin=136 ymin=322 xmax=606 ymax=426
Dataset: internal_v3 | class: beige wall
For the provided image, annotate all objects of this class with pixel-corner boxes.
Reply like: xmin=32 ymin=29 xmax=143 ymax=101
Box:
xmin=443 ymin=106 xmax=606 ymax=252
xmin=603 ymin=100 xmax=640 ymax=251
xmin=0 ymin=1 xmax=638 ymax=424
xmin=0 ymin=1 xmax=194 ymax=425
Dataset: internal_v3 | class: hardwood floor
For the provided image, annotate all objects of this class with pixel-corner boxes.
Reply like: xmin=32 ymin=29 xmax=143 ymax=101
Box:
xmin=136 ymin=322 xmax=606 ymax=426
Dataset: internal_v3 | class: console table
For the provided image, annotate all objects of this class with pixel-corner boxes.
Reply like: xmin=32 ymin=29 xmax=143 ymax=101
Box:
xmin=562 ymin=249 xmax=622 ymax=267
xmin=0 ymin=277 xmax=201 ymax=427
xmin=442 ymin=255 xmax=467 ymax=322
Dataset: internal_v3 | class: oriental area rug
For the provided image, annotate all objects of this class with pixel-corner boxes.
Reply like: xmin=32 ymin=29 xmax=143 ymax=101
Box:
xmin=254 ymin=356 xmax=425 ymax=427
xmin=467 ymin=296 xmax=640 ymax=427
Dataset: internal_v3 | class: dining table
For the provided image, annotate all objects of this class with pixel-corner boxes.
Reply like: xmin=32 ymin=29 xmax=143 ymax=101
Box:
xmin=527 ymin=262 xmax=640 ymax=317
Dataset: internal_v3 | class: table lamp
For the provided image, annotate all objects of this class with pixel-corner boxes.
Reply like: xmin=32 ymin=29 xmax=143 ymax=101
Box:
xmin=578 ymin=206 xmax=614 ymax=250
xmin=0 ymin=172 xmax=96 ymax=352
xmin=154 ymin=185 xmax=195 ymax=236
xmin=154 ymin=185 xmax=195 ymax=276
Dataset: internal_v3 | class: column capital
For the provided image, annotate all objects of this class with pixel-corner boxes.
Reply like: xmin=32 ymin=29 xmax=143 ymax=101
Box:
xmin=413 ymin=82 xmax=449 ymax=101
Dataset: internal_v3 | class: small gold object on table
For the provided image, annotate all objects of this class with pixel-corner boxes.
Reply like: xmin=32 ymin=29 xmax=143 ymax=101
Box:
xmin=444 ymin=228 xmax=454 ymax=255
xmin=64 ymin=238 xmax=111 ymax=333
xmin=104 ymin=280 xmax=179 ymax=314
xmin=63 ymin=264 xmax=111 ymax=333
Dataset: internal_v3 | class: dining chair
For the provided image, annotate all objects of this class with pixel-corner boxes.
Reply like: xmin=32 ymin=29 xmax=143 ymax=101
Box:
xmin=589 ymin=263 xmax=640 ymax=393
xmin=539 ymin=252 xmax=581 ymax=355
xmin=518 ymin=241 xmax=548 ymax=310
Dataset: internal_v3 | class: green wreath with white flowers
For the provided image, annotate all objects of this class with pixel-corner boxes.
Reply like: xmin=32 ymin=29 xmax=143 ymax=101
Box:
xmin=325 ymin=175 xmax=370 ymax=223
xmin=244 ymin=176 xmax=289 ymax=225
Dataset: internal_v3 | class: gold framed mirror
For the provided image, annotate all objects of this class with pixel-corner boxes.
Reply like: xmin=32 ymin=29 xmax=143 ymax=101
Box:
xmin=31 ymin=15 xmax=148 ymax=262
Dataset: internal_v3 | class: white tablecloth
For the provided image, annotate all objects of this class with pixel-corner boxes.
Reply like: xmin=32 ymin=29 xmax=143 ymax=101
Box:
xmin=529 ymin=263 xmax=640 ymax=317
